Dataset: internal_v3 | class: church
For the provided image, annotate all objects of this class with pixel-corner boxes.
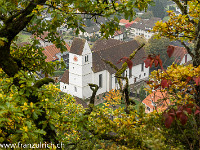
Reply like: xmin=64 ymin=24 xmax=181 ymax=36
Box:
xmin=60 ymin=38 xmax=149 ymax=99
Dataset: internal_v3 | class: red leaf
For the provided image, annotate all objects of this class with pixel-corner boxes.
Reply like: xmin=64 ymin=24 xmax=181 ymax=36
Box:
xmin=126 ymin=59 xmax=133 ymax=70
xmin=154 ymin=85 xmax=160 ymax=90
xmin=176 ymin=110 xmax=183 ymax=119
xmin=158 ymin=57 xmax=164 ymax=70
xmin=144 ymin=58 xmax=151 ymax=68
xmin=193 ymin=76 xmax=200 ymax=86
xmin=117 ymin=57 xmax=133 ymax=69
xmin=167 ymin=45 xmax=175 ymax=58
xmin=154 ymin=59 xmax=159 ymax=67
xmin=186 ymin=108 xmax=192 ymax=114
xmin=186 ymin=76 xmax=192 ymax=83
xmin=165 ymin=115 xmax=175 ymax=128
xmin=179 ymin=114 xmax=188 ymax=125
xmin=194 ymin=110 xmax=200 ymax=115
xmin=144 ymin=55 xmax=154 ymax=68
xmin=161 ymin=79 xmax=169 ymax=88
xmin=117 ymin=57 xmax=128 ymax=64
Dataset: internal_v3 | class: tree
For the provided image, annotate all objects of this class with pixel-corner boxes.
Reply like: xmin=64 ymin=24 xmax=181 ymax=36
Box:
xmin=149 ymin=0 xmax=166 ymax=19
xmin=140 ymin=11 xmax=154 ymax=19
xmin=145 ymin=35 xmax=174 ymax=69
xmin=0 ymin=0 xmax=154 ymax=147
xmin=152 ymin=0 xmax=200 ymax=106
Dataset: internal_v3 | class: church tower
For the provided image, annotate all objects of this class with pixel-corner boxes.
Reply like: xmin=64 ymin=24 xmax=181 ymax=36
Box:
xmin=68 ymin=38 xmax=93 ymax=98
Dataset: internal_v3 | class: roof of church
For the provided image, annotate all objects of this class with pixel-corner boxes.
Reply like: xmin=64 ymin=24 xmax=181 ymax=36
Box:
xmin=92 ymin=39 xmax=146 ymax=74
xmin=70 ymin=38 xmax=86 ymax=55
xmin=60 ymin=69 xmax=69 ymax=84
xmin=91 ymin=38 xmax=125 ymax=52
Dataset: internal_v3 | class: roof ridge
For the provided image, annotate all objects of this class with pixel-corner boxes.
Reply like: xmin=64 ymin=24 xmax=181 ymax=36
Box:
xmin=92 ymin=40 xmax=127 ymax=52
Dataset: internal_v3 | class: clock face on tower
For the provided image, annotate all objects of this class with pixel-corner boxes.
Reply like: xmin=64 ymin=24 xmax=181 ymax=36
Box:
xmin=73 ymin=55 xmax=78 ymax=62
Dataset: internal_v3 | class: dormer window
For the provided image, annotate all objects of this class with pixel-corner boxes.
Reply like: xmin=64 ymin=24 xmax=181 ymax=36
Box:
xmin=85 ymin=55 xmax=88 ymax=62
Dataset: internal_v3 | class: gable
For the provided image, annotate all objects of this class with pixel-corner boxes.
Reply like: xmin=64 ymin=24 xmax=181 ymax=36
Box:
xmin=60 ymin=70 xmax=69 ymax=84
xmin=70 ymin=38 xmax=86 ymax=55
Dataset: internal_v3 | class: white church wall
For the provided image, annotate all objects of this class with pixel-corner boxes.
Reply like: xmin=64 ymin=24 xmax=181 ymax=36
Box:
xmin=68 ymin=83 xmax=83 ymax=98
xmin=93 ymin=70 xmax=109 ymax=96
xmin=69 ymin=54 xmax=83 ymax=76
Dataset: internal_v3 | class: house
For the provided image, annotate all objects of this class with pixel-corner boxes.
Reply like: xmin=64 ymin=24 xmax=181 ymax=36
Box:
xmin=129 ymin=17 xmax=161 ymax=39
xmin=43 ymin=43 xmax=70 ymax=67
xmin=171 ymin=45 xmax=192 ymax=65
xmin=79 ymin=25 xmax=101 ymax=39
xmin=112 ymin=30 xmax=124 ymax=41
xmin=119 ymin=19 xmax=135 ymax=26
xmin=60 ymin=38 xmax=149 ymax=99
xmin=142 ymin=90 xmax=170 ymax=113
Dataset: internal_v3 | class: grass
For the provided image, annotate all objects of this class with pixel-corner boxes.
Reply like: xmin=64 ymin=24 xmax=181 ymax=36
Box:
xmin=17 ymin=32 xmax=31 ymax=44
xmin=54 ymin=71 xmax=65 ymax=76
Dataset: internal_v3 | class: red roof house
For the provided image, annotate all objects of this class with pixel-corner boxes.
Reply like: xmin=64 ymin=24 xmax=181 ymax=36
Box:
xmin=142 ymin=90 xmax=170 ymax=113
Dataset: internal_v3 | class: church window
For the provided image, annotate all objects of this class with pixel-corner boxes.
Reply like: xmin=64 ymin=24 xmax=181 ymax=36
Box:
xmin=134 ymin=77 xmax=137 ymax=83
xmin=85 ymin=55 xmax=89 ymax=62
xmin=74 ymin=86 xmax=77 ymax=92
xmin=141 ymin=63 xmax=144 ymax=72
xmin=99 ymin=74 xmax=102 ymax=88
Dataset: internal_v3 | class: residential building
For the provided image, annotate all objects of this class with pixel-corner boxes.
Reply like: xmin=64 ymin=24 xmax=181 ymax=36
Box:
xmin=60 ymin=38 xmax=149 ymax=99
xmin=43 ymin=44 xmax=70 ymax=61
xmin=171 ymin=45 xmax=192 ymax=65
xmin=129 ymin=17 xmax=161 ymax=39
xmin=142 ymin=90 xmax=169 ymax=113
xmin=112 ymin=30 xmax=124 ymax=41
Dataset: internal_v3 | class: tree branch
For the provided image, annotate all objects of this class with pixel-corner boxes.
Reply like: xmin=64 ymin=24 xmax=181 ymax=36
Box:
xmin=85 ymin=83 xmax=99 ymax=115
xmin=172 ymin=0 xmax=197 ymax=25
xmin=34 ymin=77 xmax=54 ymax=89
xmin=180 ymin=41 xmax=194 ymax=58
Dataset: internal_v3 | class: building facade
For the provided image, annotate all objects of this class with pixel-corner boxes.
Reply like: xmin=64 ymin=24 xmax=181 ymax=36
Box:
xmin=60 ymin=38 xmax=149 ymax=99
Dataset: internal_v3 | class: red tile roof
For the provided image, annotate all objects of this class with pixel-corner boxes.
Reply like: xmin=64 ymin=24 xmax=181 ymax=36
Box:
xmin=142 ymin=90 xmax=170 ymax=113
xmin=120 ymin=19 xmax=135 ymax=24
xmin=171 ymin=46 xmax=188 ymax=64
xmin=120 ymin=18 xmax=141 ymax=28
xmin=114 ymin=30 xmax=123 ymax=36
xmin=43 ymin=44 xmax=70 ymax=62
